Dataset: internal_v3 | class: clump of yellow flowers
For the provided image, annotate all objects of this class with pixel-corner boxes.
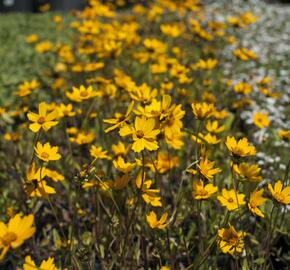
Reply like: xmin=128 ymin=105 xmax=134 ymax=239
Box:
xmin=0 ymin=0 xmax=289 ymax=269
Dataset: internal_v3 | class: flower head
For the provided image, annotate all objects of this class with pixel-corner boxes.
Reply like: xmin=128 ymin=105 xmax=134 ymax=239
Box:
xmin=225 ymin=136 xmax=256 ymax=157
xmin=27 ymin=102 xmax=58 ymax=133
xmin=268 ymin=180 xmax=290 ymax=205
xmin=192 ymin=180 xmax=218 ymax=200
xmin=35 ymin=142 xmax=61 ymax=162
xmin=146 ymin=211 xmax=168 ymax=229
xmin=248 ymin=189 xmax=267 ymax=218
xmin=233 ymin=163 xmax=262 ymax=182
xmin=253 ymin=112 xmax=270 ymax=128
xmin=23 ymin=255 xmax=59 ymax=270
xmin=191 ymin=102 xmax=215 ymax=120
xmin=218 ymin=189 xmax=245 ymax=211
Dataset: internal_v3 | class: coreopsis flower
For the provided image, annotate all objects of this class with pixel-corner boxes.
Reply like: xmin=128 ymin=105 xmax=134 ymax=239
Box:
xmin=154 ymin=152 xmax=179 ymax=174
xmin=218 ymin=189 xmax=246 ymax=211
xmin=192 ymin=180 xmax=218 ymax=200
xmin=205 ymin=121 xmax=225 ymax=134
xmin=26 ymin=34 xmax=39 ymax=43
xmin=69 ymin=131 xmax=95 ymax=145
xmin=35 ymin=142 xmax=61 ymax=162
xmin=252 ymin=112 xmax=270 ymax=128
xmin=66 ymin=85 xmax=98 ymax=103
xmin=45 ymin=168 xmax=64 ymax=182
xmin=27 ymin=102 xmax=58 ymax=132
xmin=188 ymin=157 xmax=221 ymax=181
xmin=0 ymin=214 xmax=36 ymax=261
xmin=191 ymin=133 xmax=220 ymax=145
xmin=248 ymin=189 xmax=267 ymax=218
xmin=217 ymin=226 xmax=245 ymax=255
xmin=15 ymin=79 xmax=39 ymax=97
xmin=130 ymin=83 xmax=158 ymax=105
xmin=57 ymin=103 xmax=76 ymax=118
xmin=233 ymin=163 xmax=262 ymax=182
xmin=113 ymin=156 xmax=136 ymax=173
xmin=119 ymin=116 xmax=160 ymax=152
xmin=135 ymin=173 xmax=162 ymax=207
xmin=160 ymin=23 xmax=182 ymax=37
xmin=4 ymin=132 xmax=21 ymax=142
xmin=108 ymin=174 xmax=130 ymax=190
xmin=233 ymin=82 xmax=252 ymax=95
xmin=225 ymin=136 xmax=256 ymax=157
xmin=103 ymin=101 xmax=134 ymax=133
xmin=146 ymin=211 xmax=168 ymax=229
xmin=268 ymin=180 xmax=290 ymax=204
xmin=233 ymin=48 xmax=257 ymax=61
xmin=192 ymin=58 xmax=217 ymax=70
xmin=191 ymin=102 xmax=215 ymax=120
xmin=23 ymin=256 xmax=59 ymax=270
xmin=35 ymin=40 xmax=53 ymax=53
xmin=111 ymin=141 xmax=130 ymax=157
xmin=278 ymin=129 xmax=290 ymax=140
xmin=25 ymin=163 xmax=55 ymax=197
xmin=90 ymin=145 xmax=111 ymax=160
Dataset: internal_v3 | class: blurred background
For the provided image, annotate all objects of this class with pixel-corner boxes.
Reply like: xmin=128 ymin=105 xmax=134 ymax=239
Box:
xmin=0 ymin=0 xmax=288 ymax=13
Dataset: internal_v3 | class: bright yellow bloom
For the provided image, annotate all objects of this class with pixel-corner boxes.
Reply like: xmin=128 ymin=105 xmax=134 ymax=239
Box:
xmin=192 ymin=180 xmax=218 ymax=200
xmin=113 ymin=156 xmax=136 ymax=173
xmin=57 ymin=103 xmax=76 ymax=118
xmin=35 ymin=40 xmax=53 ymax=53
xmin=233 ymin=163 xmax=262 ymax=182
xmin=146 ymin=211 xmax=168 ymax=229
xmin=130 ymin=83 xmax=158 ymax=105
xmin=268 ymin=180 xmax=290 ymax=204
xmin=103 ymin=101 xmax=134 ymax=133
xmin=90 ymin=145 xmax=111 ymax=160
xmin=191 ymin=102 xmax=215 ymax=120
xmin=35 ymin=142 xmax=61 ymax=162
xmin=191 ymin=133 xmax=220 ymax=145
xmin=26 ymin=34 xmax=39 ymax=43
xmin=218 ymin=189 xmax=245 ymax=211
xmin=192 ymin=58 xmax=218 ymax=70
xmin=188 ymin=157 xmax=221 ymax=181
xmin=160 ymin=23 xmax=182 ymax=37
xmin=27 ymin=102 xmax=58 ymax=132
xmin=233 ymin=82 xmax=252 ymax=95
xmin=120 ymin=116 xmax=160 ymax=152
xmin=205 ymin=120 xmax=225 ymax=134
xmin=15 ymin=79 xmax=39 ymax=97
xmin=225 ymin=136 xmax=256 ymax=157
xmin=217 ymin=226 xmax=245 ymax=255
xmin=23 ymin=255 xmax=59 ymax=270
xmin=253 ymin=112 xmax=270 ymax=128
xmin=278 ymin=129 xmax=290 ymax=140
xmin=66 ymin=85 xmax=98 ymax=103
xmin=111 ymin=141 xmax=129 ymax=157
xmin=248 ymin=189 xmax=267 ymax=218
xmin=234 ymin=48 xmax=257 ymax=61
xmin=0 ymin=214 xmax=36 ymax=261
xmin=45 ymin=168 xmax=64 ymax=182
xmin=69 ymin=131 xmax=95 ymax=145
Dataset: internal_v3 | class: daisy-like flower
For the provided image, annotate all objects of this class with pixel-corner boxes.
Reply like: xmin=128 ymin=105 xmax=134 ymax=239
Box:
xmin=248 ymin=189 xmax=267 ymax=218
xmin=66 ymin=85 xmax=98 ymax=103
xmin=103 ymin=101 xmax=134 ymax=133
xmin=217 ymin=226 xmax=245 ymax=255
xmin=23 ymin=255 xmax=60 ymax=270
xmin=252 ymin=112 xmax=270 ymax=129
xmin=146 ymin=211 xmax=168 ymax=229
xmin=233 ymin=163 xmax=262 ymax=182
xmin=218 ymin=189 xmax=245 ymax=211
xmin=205 ymin=120 xmax=225 ymax=134
xmin=191 ymin=102 xmax=215 ymax=120
xmin=90 ymin=145 xmax=111 ymax=160
xmin=27 ymin=102 xmax=58 ymax=133
xmin=0 ymin=214 xmax=36 ymax=261
xmin=192 ymin=180 xmax=218 ymax=200
xmin=188 ymin=157 xmax=221 ymax=181
xmin=35 ymin=142 xmax=61 ymax=162
xmin=119 ymin=116 xmax=160 ymax=152
xmin=268 ymin=180 xmax=290 ymax=205
xmin=113 ymin=156 xmax=136 ymax=173
xmin=225 ymin=136 xmax=256 ymax=157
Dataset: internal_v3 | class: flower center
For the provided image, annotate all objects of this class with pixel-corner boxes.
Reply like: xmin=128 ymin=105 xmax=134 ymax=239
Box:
xmin=228 ymin=198 xmax=234 ymax=203
xmin=41 ymin=152 xmax=49 ymax=159
xmin=136 ymin=130 xmax=144 ymax=139
xmin=37 ymin=116 xmax=46 ymax=124
xmin=80 ymin=90 xmax=89 ymax=97
xmin=1 ymin=232 xmax=17 ymax=246
xmin=199 ymin=189 xmax=208 ymax=196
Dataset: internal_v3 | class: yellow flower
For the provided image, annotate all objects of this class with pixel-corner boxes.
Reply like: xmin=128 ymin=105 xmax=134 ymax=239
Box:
xmin=66 ymin=85 xmax=98 ymax=103
xmin=233 ymin=163 xmax=262 ymax=182
xmin=192 ymin=58 xmax=218 ymax=70
xmin=191 ymin=133 xmax=220 ymax=145
xmin=15 ymin=79 xmax=39 ymax=97
xmin=233 ymin=82 xmax=252 ymax=95
xmin=103 ymin=101 xmax=134 ymax=133
xmin=192 ymin=180 xmax=218 ymax=200
xmin=35 ymin=142 xmax=61 ymax=162
xmin=253 ymin=112 xmax=270 ymax=128
xmin=268 ymin=180 xmax=290 ymax=205
xmin=45 ymin=168 xmax=64 ymax=182
xmin=225 ymin=136 xmax=256 ymax=157
xmin=146 ymin=211 xmax=168 ymax=229
xmin=111 ymin=141 xmax=129 ymax=157
xmin=160 ymin=23 xmax=182 ymax=37
xmin=113 ymin=156 xmax=136 ymax=173
xmin=109 ymin=174 xmax=130 ymax=190
xmin=233 ymin=48 xmax=257 ymax=61
xmin=57 ymin=103 xmax=76 ymax=118
xmin=191 ymin=102 xmax=215 ymax=120
xmin=205 ymin=120 xmax=225 ymax=134
xmin=248 ymin=189 xmax=267 ymax=218
xmin=278 ymin=129 xmax=290 ymax=140
xmin=26 ymin=34 xmax=39 ymax=43
xmin=23 ymin=255 xmax=59 ymax=270
xmin=120 ymin=116 xmax=160 ymax=152
xmin=217 ymin=226 xmax=245 ymax=255
xmin=35 ymin=40 xmax=53 ymax=53
xmin=0 ymin=214 xmax=36 ymax=261
xmin=90 ymin=145 xmax=111 ymax=160
xmin=27 ymin=102 xmax=58 ymax=132
xmin=69 ymin=131 xmax=95 ymax=145
xmin=188 ymin=157 xmax=221 ymax=181
xmin=218 ymin=189 xmax=245 ymax=211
